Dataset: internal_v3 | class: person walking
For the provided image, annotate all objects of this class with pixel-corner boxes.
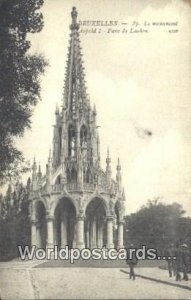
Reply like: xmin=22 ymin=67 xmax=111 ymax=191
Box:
xmin=126 ymin=243 xmax=137 ymax=280
xmin=174 ymin=243 xmax=182 ymax=281
xmin=181 ymin=243 xmax=190 ymax=281
xmin=165 ymin=243 xmax=176 ymax=277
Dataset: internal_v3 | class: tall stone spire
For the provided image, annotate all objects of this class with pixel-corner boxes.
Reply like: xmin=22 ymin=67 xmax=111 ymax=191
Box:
xmin=37 ymin=164 xmax=42 ymax=181
xmin=116 ymin=157 xmax=122 ymax=192
xmin=32 ymin=157 xmax=37 ymax=191
xmin=46 ymin=149 xmax=52 ymax=190
xmin=106 ymin=148 xmax=112 ymax=186
xmin=52 ymin=7 xmax=101 ymax=177
xmin=63 ymin=7 xmax=89 ymax=116
xmin=29 ymin=7 xmax=126 ymax=252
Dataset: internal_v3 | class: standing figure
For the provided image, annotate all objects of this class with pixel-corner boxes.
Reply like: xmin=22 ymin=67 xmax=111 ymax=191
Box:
xmin=126 ymin=243 xmax=138 ymax=280
xmin=181 ymin=243 xmax=190 ymax=281
xmin=174 ymin=243 xmax=182 ymax=281
xmin=165 ymin=243 xmax=176 ymax=277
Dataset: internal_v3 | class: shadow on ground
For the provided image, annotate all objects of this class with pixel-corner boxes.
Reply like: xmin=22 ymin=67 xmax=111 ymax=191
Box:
xmin=36 ymin=258 xmax=166 ymax=268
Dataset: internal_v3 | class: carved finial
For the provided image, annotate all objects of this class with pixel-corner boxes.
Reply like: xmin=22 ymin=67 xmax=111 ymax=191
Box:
xmin=106 ymin=147 xmax=111 ymax=165
xmin=55 ymin=104 xmax=59 ymax=114
xmin=116 ymin=157 xmax=122 ymax=192
xmin=38 ymin=163 xmax=42 ymax=180
xmin=71 ymin=7 xmax=77 ymax=21
xmin=106 ymin=147 xmax=111 ymax=186
xmin=117 ymin=157 xmax=121 ymax=171
xmin=70 ymin=7 xmax=79 ymax=30
xmin=107 ymin=147 xmax=109 ymax=157
xmin=97 ymin=133 xmax=100 ymax=144
xmin=48 ymin=148 xmax=52 ymax=163
xmin=32 ymin=156 xmax=37 ymax=171
xmin=93 ymin=104 xmax=97 ymax=115
xmin=38 ymin=163 xmax=42 ymax=174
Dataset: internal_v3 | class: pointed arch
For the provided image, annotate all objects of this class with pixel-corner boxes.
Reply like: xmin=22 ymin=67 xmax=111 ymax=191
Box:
xmin=55 ymin=175 xmax=61 ymax=185
xmin=80 ymin=124 xmax=88 ymax=159
xmin=34 ymin=200 xmax=47 ymax=249
xmin=85 ymin=195 xmax=109 ymax=216
xmin=68 ymin=124 xmax=76 ymax=158
xmin=85 ymin=197 xmax=107 ymax=249
xmin=32 ymin=198 xmax=48 ymax=220
xmin=58 ymin=127 xmax=62 ymax=156
xmin=83 ymin=167 xmax=93 ymax=184
xmin=50 ymin=194 xmax=78 ymax=217
xmin=54 ymin=197 xmax=76 ymax=248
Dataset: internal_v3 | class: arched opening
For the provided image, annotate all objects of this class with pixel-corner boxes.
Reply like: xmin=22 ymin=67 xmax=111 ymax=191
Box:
xmin=67 ymin=167 xmax=77 ymax=184
xmin=71 ymin=167 xmax=77 ymax=182
xmin=83 ymin=167 xmax=93 ymax=184
xmin=54 ymin=198 xmax=76 ymax=249
xmin=59 ymin=127 xmax=62 ymax=155
xmin=85 ymin=198 xmax=107 ymax=249
xmin=71 ymin=89 xmax=76 ymax=114
xmin=55 ymin=175 xmax=61 ymax=185
xmin=80 ymin=125 xmax=88 ymax=158
xmin=35 ymin=201 xmax=47 ymax=249
xmin=54 ymin=175 xmax=61 ymax=191
xmin=68 ymin=125 xmax=76 ymax=158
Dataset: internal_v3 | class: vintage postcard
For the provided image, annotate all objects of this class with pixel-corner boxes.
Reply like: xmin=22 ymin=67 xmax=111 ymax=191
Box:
xmin=0 ymin=0 xmax=190 ymax=299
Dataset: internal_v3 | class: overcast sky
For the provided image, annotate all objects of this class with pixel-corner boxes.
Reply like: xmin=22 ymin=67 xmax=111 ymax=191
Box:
xmin=6 ymin=0 xmax=191 ymax=216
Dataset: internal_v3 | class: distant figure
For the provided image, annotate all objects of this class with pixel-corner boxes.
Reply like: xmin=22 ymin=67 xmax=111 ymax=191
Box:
xmin=174 ymin=244 xmax=182 ymax=281
xmin=126 ymin=243 xmax=138 ymax=280
xmin=174 ymin=243 xmax=190 ymax=281
xmin=165 ymin=243 xmax=176 ymax=277
xmin=181 ymin=243 xmax=190 ymax=281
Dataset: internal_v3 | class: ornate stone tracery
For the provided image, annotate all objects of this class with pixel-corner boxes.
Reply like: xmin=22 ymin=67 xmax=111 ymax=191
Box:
xmin=29 ymin=7 xmax=126 ymax=250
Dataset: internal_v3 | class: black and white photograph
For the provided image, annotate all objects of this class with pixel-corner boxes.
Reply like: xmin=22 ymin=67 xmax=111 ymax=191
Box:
xmin=0 ymin=0 xmax=191 ymax=299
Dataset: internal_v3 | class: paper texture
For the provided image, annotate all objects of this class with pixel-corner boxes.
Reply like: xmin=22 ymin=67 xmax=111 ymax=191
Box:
xmin=0 ymin=1 xmax=191 ymax=299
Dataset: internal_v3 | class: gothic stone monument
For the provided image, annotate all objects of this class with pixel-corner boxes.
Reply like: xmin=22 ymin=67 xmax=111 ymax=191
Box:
xmin=29 ymin=7 xmax=126 ymax=250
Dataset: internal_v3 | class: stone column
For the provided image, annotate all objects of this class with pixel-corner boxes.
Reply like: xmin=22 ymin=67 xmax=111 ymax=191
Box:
xmin=86 ymin=221 xmax=90 ymax=248
xmin=76 ymin=215 xmax=85 ymax=249
xmin=97 ymin=221 xmax=103 ymax=248
xmin=53 ymin=219 xmax=57 ymax=245
xmin=73 ymin=220 xmax=77 ymax=248
xmin=117 ymin=221 xmax=124 ymax=249
xmin=31 ymin=220 xmax=37 ymax=246
xmin=106 ymin=216 xmax=114 ymax=248
xmin=46 ymin=216 xmax=54 ymax=249
xmin=92 ymin=218 xmax=97 ymax=248
xmin=89 ymin=221 xmax=93 ymax=249
xmin=36 ymin=222 xmax=41 ymax=248
xmin=61 ymin=217 xmax=67 ymax=248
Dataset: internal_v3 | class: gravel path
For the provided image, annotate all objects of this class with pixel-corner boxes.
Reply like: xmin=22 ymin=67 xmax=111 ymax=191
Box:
xmin=0 ymin=266 xmax=191 ymax=299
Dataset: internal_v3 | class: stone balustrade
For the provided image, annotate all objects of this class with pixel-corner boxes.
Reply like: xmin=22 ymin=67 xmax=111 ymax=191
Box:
xmin=31 ymin=181 xmax=117 ymax=196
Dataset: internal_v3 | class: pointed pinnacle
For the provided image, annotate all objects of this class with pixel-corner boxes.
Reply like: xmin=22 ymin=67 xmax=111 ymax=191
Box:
xmin=70 ymin=7 xmax=79 ymax=30
xmin=33 ymin=156 xmax=37 ymax=171
xmin=48 ymin=148 xmax=52 ymax=162
xmin=55 ymin=104 xmax=59 ymax=114
xmin=106 ymin=147 xmax=111 ymax=165
xmin=117 ymin=157 xmax=121 ymax=170
xmin=107 ymin=147 xmax=110 ymax=158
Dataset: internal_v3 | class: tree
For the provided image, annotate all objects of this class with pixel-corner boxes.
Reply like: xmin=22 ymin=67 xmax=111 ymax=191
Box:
xmin=0 ymin=0 xmax=47 ymax=184
xmin=176 ymin=217 xmax=191 ymax=248
xmin=0 ymin=179 xmax=31 ymax=261
xmin=125 ymin=199 xmax=186 ymax=254
xmin=15 ymin=179 xmax=31 ymax=249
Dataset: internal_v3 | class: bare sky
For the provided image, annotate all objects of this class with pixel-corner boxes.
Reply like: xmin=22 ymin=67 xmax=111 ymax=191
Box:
xmin=6 ymin=0 xmax=191 ymax=216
